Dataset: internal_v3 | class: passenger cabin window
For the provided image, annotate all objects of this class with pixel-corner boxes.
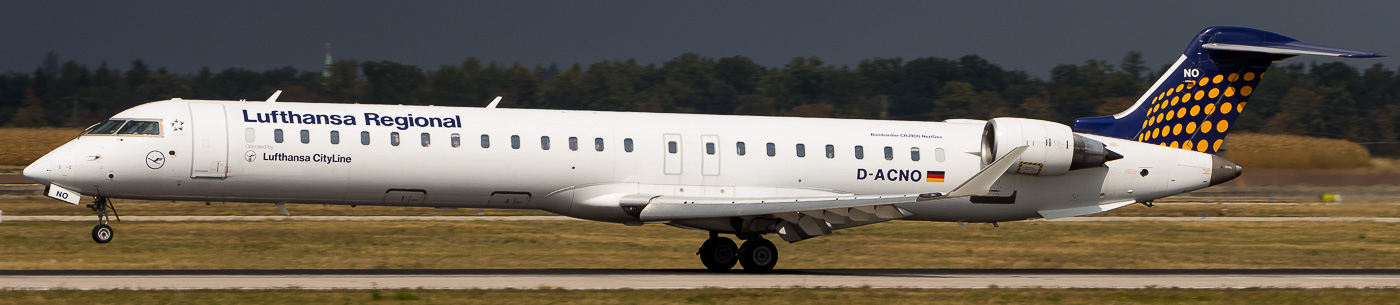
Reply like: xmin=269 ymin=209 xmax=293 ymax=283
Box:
xmin=244 ymin=128 xmax=255 ymax=143
xmin=330 ymin=131 xmax=340 ymax=145
xmin=795 ymin=144 xmax=806 ymax=158
xmin=911 ymin=147 xmax=921 ymax=161
xmin=736 ymin=142 xmax=746 ymax=156
xmin=451 ymin=133 xmax=461 ymax=148
xmin=390 ymin=132 xmax=401 ymax=146
xmin=935 ymin=148 xmax=946 ymax=162
xmin=421 ymin=133 xmax=431 ymax=147
xmin=855 ymin=145 xmax=864 ymax=160
xmin=706 ymin=142 xmax=716 ymax=155
xmin=766 ymin=142 xmax=775 ymax=157
xmin=541 ymin=136 xmax=551 ymax=150
xmin=299 ymin=129 xmax=310 ymax=144
xmin=569 ymin=137 xmax=579 ymax=151
xmin=624 ymin=138 xmax=634 ymax=152
xmin=825 ymin=145 xmax=835 ymax=159
xmin=667 ymin=141 xmax=678 ymax=154
xmin=481 ymin=134 xmax=490 ymax=148
xmin=511 ymin=135 xmax=521 ymax=149
xmin=274 ymin=129 xmax=284 ymax=143
xmin=360 ymin=131 xmax=370 ymax=145
xmin=884 ymin=146 xmax=893 ymax=160
xmin=595 ymin=138 xmax=604 ymax=152
xmin=116 ymin=120 xmax=160 ymax=135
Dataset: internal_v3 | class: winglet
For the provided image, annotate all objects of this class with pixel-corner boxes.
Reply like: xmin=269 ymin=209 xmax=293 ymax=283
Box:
xmin=265 ymin=90 xmax=283 ymax=103
xmin=943 ymin=146 xmax=1027 ymax=198
xmin=486 ymin=96 xmax=502 ymax=108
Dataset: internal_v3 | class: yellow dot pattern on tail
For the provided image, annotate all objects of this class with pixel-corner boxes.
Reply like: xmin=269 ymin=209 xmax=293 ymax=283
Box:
xmin=1130 ymin=69 xmax=1265 ymax=154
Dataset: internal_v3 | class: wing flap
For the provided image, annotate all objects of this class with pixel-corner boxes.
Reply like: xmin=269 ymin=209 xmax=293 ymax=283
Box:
xmin=634 ymin=146 xmax=1028 ymax=222
xmin=637 ymin=194 xmax=917 ymax=221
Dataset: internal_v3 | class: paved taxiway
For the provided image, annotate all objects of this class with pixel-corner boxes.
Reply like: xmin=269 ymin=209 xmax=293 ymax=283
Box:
xmin=2 ymin=269 xmax=1398 ymax=290
xmin=5 ymin=216 xmax=1400 ymax=222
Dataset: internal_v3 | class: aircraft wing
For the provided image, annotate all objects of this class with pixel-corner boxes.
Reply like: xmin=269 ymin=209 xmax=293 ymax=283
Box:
xmin=623 ymin=146 xmax=1027 ymax=241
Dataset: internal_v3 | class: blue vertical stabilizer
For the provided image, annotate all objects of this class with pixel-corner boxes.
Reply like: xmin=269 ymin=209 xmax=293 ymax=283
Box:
xmin=1072 ymin=26 xmax=1380 ymax=153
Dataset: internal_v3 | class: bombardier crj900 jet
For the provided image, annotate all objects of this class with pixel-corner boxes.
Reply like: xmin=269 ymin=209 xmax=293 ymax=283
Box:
xmin=24 ymin=27 xmax=1381 ymax=271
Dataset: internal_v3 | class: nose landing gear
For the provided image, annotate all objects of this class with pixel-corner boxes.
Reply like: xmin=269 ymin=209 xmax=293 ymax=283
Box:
xmin=86 ymin=197 xmax=119 ymax=243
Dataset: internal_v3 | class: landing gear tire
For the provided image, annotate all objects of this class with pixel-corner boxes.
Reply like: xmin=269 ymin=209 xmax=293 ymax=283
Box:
xmin=738 ymin=238 xmax=778 ymax=272
xmin=88 ymin=197 xmax=119 ymax=243
xmin=698 ymin=237 xmax=739 ymax=271
xmin=92 ymin=224 xmax=113 ymax=243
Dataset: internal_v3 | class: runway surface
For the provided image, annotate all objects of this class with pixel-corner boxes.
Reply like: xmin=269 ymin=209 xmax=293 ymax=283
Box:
xmin=5 ymin=215 xmax=1400 ymax=222
xmin=2 ymin=269 xmax=1399 ymax=290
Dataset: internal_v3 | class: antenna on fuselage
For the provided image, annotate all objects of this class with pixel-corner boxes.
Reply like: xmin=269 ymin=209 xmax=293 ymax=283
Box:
xmin=486 ymin=96 xmax=502 ymax=108
xmin=265 ymin=90 xmax=283 ymax=103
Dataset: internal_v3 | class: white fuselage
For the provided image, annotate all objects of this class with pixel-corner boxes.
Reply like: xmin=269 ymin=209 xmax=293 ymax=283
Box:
xmin=25 ymin=99 xmax=1220 ymax=224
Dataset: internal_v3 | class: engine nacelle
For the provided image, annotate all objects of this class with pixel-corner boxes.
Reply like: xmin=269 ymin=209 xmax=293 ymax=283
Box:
xmin=981 ymin=118 xmax=1121 ymax=176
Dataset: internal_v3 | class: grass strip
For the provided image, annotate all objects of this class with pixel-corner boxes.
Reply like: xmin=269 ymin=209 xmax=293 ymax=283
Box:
xmin=3 ymin=288 xmax=1400 ymax=305
xmin=2 ymin=220 xmax=1399 ymax=270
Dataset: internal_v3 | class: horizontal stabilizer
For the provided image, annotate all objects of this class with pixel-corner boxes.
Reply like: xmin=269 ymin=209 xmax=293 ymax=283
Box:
xmin=1202 ymin=41 xmax=1381 ymax=58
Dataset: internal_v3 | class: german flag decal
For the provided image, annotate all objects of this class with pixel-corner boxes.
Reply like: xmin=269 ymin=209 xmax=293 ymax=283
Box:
xmin=926 ymin=171 xmax=945 ymax=183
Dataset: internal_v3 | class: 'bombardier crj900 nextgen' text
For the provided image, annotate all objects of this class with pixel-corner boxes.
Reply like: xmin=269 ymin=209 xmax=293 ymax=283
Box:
xmin=24 ymin=27 xmax=1381 ymax=271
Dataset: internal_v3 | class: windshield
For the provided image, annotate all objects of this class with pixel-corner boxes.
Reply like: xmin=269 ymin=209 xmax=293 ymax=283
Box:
xmin=83 ymin=119 xmax=161 ymax=136
xmin=117 ymin=121 xmax=160 ymax=135
xmin=85 ymin=120 xmax=127 ymax=135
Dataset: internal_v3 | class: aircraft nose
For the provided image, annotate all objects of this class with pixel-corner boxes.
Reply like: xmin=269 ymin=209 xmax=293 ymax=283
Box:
xmin=1209 ymin=155 xmax=1243 ymax=186
xmin=23 ymin=159 xmax=49 ymax=185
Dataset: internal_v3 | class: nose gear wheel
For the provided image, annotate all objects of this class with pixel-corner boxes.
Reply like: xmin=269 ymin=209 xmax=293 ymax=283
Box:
xmin=86 ymin=197 xmax=119 ymax=243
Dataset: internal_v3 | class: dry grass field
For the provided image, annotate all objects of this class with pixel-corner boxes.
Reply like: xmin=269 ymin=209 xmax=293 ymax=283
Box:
xmin=1225 ymin=133 xmax=1372 ymax=170
xmin=3 ymin=288 xmax=1399 ymax=305
xmin=0 ymin=195 xmax=554 ymax=216
xmin=1096 ymin=202 xmax=1400 ymax=217
xmin=3 ymin=220 xmax=1399 ymax=270
xmin=0 ymin=128 xmax=81 ymax=167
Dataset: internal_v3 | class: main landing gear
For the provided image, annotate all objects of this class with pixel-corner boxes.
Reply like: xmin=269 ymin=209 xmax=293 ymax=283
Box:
xmin=697 ymin=232 xmax=779 ymax=272
xmin=86 ymin=197 xmax=119 ymax=243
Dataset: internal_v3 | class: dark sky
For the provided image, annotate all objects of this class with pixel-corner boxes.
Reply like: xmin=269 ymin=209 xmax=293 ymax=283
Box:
xmin=2 ymin=1 xmax=1393 ymax=79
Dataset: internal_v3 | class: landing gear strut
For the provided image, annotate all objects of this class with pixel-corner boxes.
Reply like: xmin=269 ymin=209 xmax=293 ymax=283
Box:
xmin=86 ymin=197 xmax=119 ymax=243
xmin=697 ymin=232 xmax=779 ymax=272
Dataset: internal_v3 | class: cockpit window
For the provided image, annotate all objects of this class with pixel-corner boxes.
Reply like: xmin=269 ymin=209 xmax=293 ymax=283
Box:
xmin=84 ymin=119 xmax=161 ymax=136
xmin=86 ymin=120 xmax=127 ymax=135
xmin=117 ymin=121 xmax=161 ymax=135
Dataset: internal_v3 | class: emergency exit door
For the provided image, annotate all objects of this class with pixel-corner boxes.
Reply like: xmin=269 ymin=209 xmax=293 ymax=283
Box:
xmin=701 ymin=135 xmax=720 ymax=175
xmin=663 ymin=134 xmax=682 ymax=175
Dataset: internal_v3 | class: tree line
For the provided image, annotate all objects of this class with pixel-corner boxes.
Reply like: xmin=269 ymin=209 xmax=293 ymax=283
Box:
xmin=4 ymin=51 xmax=1399 ymax=155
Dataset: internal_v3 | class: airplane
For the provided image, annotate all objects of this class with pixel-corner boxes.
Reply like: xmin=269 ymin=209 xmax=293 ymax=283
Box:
xmin=22 ymin=26 xmax=1380 ymax=272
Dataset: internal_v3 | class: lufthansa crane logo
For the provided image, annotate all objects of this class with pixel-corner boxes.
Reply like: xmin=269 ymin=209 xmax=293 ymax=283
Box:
xmin=245 ymin=150 xmax=257 ymax=162
xmin=146 ymin=150 xmax=166 ymax=169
